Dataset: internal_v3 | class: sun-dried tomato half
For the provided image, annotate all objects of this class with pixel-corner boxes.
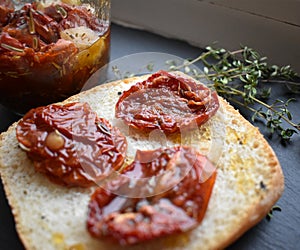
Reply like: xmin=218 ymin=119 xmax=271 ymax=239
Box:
xmin=16 ymin=102 xmax=127 ymax=187
xmin=115 ymin=70 xmax=219 ymax=133
xmin=87 ymin=146 xmax=216 ymax=245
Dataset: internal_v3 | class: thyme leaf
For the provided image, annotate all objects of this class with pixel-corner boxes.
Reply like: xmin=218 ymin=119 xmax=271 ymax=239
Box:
xmin=266 ymin=205 xmax=282 ymax=221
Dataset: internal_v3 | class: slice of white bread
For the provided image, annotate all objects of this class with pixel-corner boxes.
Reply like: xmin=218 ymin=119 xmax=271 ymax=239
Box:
xmin=0 ymin=71 xmax=284 ymax=250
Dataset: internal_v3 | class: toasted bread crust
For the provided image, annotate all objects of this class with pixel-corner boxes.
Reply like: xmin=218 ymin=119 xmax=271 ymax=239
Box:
xmin=210 ymin=98 xmax=284 ymax=249
xmin=0 ymin=72 xmax=284 ymax=250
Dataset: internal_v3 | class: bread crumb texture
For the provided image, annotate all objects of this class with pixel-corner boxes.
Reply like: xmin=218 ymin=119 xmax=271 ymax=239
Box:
xmin=0 ymin=73 xmax=284 ymax=250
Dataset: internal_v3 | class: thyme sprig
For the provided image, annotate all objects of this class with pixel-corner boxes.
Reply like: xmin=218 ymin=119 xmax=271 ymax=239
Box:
xmin=170 ymin=45 xmax=300 ymax=140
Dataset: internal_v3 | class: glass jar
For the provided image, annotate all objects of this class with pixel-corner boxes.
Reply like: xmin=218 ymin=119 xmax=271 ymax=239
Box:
xmin=0 ymin=0 xmax=110 ymax=114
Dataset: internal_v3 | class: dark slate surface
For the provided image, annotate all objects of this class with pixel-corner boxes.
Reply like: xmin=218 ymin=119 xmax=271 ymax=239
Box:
xmin=0 ymin=23 xmax=299 ymax=250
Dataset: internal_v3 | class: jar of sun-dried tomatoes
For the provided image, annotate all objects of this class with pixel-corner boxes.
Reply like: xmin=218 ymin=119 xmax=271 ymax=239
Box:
xmin=0 ymin=0 xmax=110 ymax=114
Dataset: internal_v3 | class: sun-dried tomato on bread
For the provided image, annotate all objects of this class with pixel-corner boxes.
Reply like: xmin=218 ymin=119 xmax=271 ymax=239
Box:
xmin=115 ymin=70 xmax=219 ymax=133
xmin=87 ymin=146 xmax=216 ymax=245
xmin=16 ymin=102 xmax=127 ymax=187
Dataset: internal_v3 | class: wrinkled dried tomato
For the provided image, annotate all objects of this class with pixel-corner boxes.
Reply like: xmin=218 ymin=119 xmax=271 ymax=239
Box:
xmin=87 ymin=146 xmax=216 ymax=245
xmin=115 ymin=70 xmax=219 ymax=134
xmin=44 ymin=3 xmax=107 ymax=34
xmin=16 ymin=102 xmax=127 ymax=187
xmin=0 ymin=1 xmax=13 ymax=27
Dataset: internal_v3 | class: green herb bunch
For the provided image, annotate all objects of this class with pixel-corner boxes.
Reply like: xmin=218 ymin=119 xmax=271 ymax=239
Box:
xmin=169 ymin=45 xmax=300 ymax=141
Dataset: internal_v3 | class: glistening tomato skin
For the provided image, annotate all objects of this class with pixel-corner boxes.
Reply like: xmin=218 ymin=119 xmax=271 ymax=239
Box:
xmin=87 ymin=146 xmax=217 ymax=245
xmin=115 ymin=70 xmax=220 ymax=134
xmin=16 ymin=102 xmax=127 ymax=188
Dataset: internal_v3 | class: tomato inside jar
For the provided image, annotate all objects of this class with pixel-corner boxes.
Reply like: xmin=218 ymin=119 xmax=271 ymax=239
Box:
xmin=87 ymin=146 xmax=217 ymax=245
xmin=16 ymin=102 xmax=127 ymax=188
xmin=0 ymin=1 xmax=110 ymax=114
